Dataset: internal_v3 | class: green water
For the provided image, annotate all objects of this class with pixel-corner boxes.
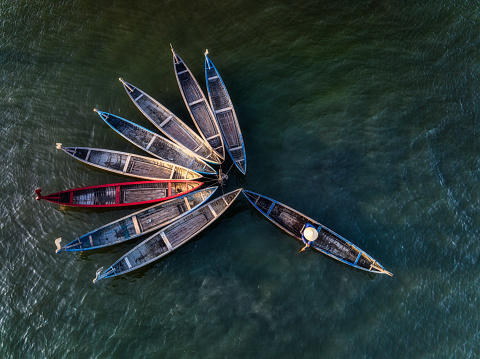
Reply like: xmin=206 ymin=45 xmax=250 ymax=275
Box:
xmin=2 ymin=1 xmax=480 ymax=357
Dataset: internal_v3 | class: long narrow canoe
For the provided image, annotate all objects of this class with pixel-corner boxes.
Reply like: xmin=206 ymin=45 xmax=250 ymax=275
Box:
xmin=35 ymin=180 xmax=202 ymax=208
xmin=55 ymin=187 xmax=217 ymax=252
xmin=205 ymin=51 xmax=247 ymax=175
xmin=93 ymin=188 xmax=242 ymax=282
xmin=56 ymin=144 xmax=202 ymax=181
xmin=171 ymin=45 xmax=225 ymax=160
xmin=94 ymin=109 xmax=216 ymax=176
xmin=119 ymin=78 xmax=221 ymax=165
xmin=242 ymin=190 xmax=392 ymax=276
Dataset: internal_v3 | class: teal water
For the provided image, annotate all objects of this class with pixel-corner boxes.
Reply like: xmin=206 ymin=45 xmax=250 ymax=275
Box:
xmin=2 ymin=0 xmax=480 ymax=357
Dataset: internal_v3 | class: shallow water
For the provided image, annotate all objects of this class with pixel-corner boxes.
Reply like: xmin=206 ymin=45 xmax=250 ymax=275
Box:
xmin=1 ymin=1 xmax=480 ymax=357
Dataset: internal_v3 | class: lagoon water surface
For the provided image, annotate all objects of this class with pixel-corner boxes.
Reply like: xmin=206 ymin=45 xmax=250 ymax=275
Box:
xmin=1 ymin=1 xmax=480 ymax=358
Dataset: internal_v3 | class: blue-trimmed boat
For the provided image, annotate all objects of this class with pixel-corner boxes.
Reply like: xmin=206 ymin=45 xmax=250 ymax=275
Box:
xmin=205 ymin=50 xmax=246 ymax=175
xmin=242 ymin=190 xmax=392 ymax=276
xmin=119 ymin=78 xmax=222 ymax=165
xmin=93 ymin=188 xmax=242 ymax=282
xmin=55 ymin=187 xmax=217 ymax=252
xmin=94 ymin=109 xmax=217 ymax=176
xmin=171 ymin=45 xmax=225 ymax=161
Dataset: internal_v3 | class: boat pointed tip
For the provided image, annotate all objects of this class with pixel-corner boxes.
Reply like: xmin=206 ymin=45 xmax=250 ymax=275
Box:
xmin=55 ymin=143 xmax=62 ymax=150
xmin=170 ymin=43 xmax=174 ymax=53
xmin=94 ymin=109 xmax=108 ymax=118
xmin=204 ymin=49 xmax=209 ymax=57
xmin=55 ymin=237 xmax=62 ymax=253
xmin=35 ymin=188 xmax=42 ymax=200
xmin=93 ymin=267 xmax=104 ymax=284
xmin=370 ymin=261 xmax=392 ymax=277
xmin=119 ymin=78 xmax=133 ymax=92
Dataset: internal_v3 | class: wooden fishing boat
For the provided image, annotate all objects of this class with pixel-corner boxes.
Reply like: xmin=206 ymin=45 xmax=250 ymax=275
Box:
xmin=56 ymin=144 xmax=202 ymax=181
xmin=94 ymin=109 xmax=217 ymax=176
xmin=205 ymin=50 xmax=247 ymax=175
xmin=119 ymin=78 xmax=221 ymax=165
xmin=242 ymin=190 xmax=392 ymax=276
xmin=35 ymin=180 xmax=203 ymax=208
xmin=171 ymin=45 xmax=225 ymax=160
xmin=55 ymin=187 xmax=217 ymax=252
xmin=93 ymin=188 xmax=242 ymax=282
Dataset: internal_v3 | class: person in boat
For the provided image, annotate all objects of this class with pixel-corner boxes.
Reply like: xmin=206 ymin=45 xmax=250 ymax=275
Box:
xmin=300 ymin=223 xmax=318 ymax=252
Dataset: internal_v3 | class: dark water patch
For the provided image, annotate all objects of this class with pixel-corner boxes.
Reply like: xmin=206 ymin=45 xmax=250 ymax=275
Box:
xmin=2 ymin=0 xmax=480 ymax=358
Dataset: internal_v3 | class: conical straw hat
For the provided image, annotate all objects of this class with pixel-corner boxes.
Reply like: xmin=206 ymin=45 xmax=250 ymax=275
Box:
xmin=304 ymin=227 xmax=318 ymax=242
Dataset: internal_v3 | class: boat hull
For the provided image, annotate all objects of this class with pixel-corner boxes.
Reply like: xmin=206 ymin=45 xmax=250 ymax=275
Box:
xmin=94 ymin=110 xmax=217 ymax=175
xmin=171 ymin=47 xmax=225 ymax=160
xmin=242 ymin=190 xmax=391 ymax=275
xmin=57 ymin=145 xmax=202 ymax=181
xmin=35 ymin=180 xmax=203 ymax=208
xmin=119 ymin=79 xmax=222 ymax=165
xmin=205 ymin=53 xmax=246 ymax=174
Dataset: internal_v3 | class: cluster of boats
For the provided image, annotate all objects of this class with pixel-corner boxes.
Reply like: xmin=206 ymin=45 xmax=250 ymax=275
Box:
xmin=36 ymin=46 xmax=392 ymax=282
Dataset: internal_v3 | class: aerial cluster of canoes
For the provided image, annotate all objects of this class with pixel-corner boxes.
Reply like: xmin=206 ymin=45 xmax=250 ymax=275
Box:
xmin=36 ymin=46 xmax=392 ymax=282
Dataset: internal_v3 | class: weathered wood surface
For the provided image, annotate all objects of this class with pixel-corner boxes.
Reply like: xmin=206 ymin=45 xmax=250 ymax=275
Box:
xmin=94 ymin=188 xmax=242 ymax=281
xmin=119 ymin=78 xmax=222 ymax=165
xmin=35 ymin=180 xmax=203 ymax=208
xmin=94 ymin=109 xmax=217 ymax=175
xmin=242 ymin=190 xmax=392 ymax=276
xmin=56 ymin=187 xmax=217 ymax=252
xmin=57 ymin=145 xmax=202 ymax=181
xmin=205 ymin=52 xmax=246 ymax=174
xmin=171 ymin=46 xmax=225 ymax=160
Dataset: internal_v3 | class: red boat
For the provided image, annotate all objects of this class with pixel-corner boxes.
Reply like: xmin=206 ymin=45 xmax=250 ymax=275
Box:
xmin=35 ymin=180 xmax=203 ymax=208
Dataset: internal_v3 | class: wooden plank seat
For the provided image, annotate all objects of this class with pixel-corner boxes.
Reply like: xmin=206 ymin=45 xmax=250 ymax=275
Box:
xmin=138 ymin=203 xmax=186 ymax=232
xmin=128 ymin=160 xmax=172 ymax=178
xmin=181 ymin=78 xmax=201 ymax=103
xmin=191 ymin=103 xmax=217 ymax=137
xmin=164 ymin=212 xmax=210 ymax=247
xmin=122 ymin=188 xmax=167 ymax=203
xmin=73 ymin=188 xmax=117 ymax=205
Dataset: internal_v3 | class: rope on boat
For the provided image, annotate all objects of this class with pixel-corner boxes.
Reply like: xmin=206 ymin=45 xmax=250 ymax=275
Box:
xmin=224 ymin=162 xmax=235 ymax=177
xmin=55 ymin=238 xmax=62 ymax=253
xmin=204 ymin=49 xmax=209 ymax=56
xmin=56 ymin=143 xmax=62 ymax=150
xmin=218 ymin=168 xmax=228 ymax=186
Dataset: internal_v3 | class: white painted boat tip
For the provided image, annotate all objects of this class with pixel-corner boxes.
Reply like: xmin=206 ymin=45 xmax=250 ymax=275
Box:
xmin=55 ymin=237 xmax=62 ymax=253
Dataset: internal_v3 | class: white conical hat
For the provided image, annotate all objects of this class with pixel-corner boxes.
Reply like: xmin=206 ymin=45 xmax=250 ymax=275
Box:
xmin=304 ymin=227 xmax=318 ymax=242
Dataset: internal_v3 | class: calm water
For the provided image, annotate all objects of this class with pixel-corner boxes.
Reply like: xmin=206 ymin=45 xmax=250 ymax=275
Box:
xmin=1 ymin=0 xmax=480 ymax=357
